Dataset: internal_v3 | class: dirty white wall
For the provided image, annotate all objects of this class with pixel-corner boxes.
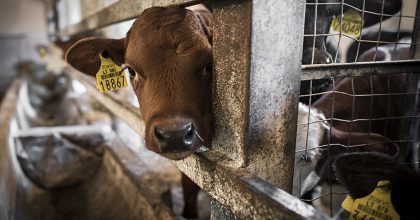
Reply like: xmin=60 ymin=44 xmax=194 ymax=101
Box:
xmin=0 ymin=0 xmax=48 ymax=93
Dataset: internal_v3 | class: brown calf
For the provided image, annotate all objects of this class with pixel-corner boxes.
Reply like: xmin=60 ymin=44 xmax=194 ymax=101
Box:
xmin=66 ymin=6 xmax=212 ymax=218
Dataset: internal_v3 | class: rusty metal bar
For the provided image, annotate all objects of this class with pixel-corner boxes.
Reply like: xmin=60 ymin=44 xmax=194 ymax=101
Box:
xmin=211 ymin=0 xmax=251 ymax=168
xmin=211 ymin=0 xmax=305 ymax=217
xmin=302 ymin=60 xmax=420 ymax=80
xmin=174 ymin=155 xmax=328 ymax=220
xmin=245 ymin=0 xmax=305 ymax=190
xmin=59 ymin=0 xmax=201 ymax=37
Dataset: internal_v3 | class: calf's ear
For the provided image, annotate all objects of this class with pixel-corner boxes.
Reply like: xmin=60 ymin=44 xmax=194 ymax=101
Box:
xmin=65 ymin=37 xmax=125 ymax=77
xmin=194 ymin=8 xmax=213 ymax=44
xmin=333 ymin=152 xmax=406 ymax=198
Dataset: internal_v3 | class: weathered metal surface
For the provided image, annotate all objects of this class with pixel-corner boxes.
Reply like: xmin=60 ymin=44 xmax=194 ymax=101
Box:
xmin=246 ymin=0 xmax=305 ymax=190
xmin=59 ymin=0 xmax=201 ymax=37
xmin=174 ymin=155 xmax=329 ymax=220
xmin=302 ymin=60 xmax=420 ymax=80
xmin=212 ymin=0 xmax=251 ymax=167
xmin=407 ymin=3 xmax=420 ymax=170
xmin=413 ymin=2 xmax=420 ymax=59
xmin=211 ymin=200 xmax=238 ymax=220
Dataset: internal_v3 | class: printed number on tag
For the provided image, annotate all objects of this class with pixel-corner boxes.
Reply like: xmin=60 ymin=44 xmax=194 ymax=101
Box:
xmin=342 ymin=180 xmax=400 ymax=220
xmin=96 ymin=52 xmax=128 ymax=93
xmin=331 ymin=9 xmax=363 ymax=36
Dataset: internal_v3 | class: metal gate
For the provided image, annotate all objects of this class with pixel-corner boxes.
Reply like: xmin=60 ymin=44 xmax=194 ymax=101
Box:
xmin=44 ymin=0 xmax=420 ymax=218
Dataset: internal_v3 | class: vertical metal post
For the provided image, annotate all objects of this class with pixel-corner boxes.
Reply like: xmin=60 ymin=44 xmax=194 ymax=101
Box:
xmin=211 ymin=0 xmax=306 ymax=217
xmin=213 ymin=0 xmax=305 ymax=190
xmin=212 ymin=0 xmax=252 ymax=167
xmin=413 ymin=0 xmax=420 ymax=59
xmin=408 ymin=1 xmax=420 ymax=171
xmin=246 ymin=0 xmax=305 ymax=190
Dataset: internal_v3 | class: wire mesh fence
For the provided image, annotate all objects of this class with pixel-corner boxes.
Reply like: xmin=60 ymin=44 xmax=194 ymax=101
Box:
xmin=303 ymin=0 xmax=419 ymax=65
xmin=298 ymin=5 xmax=420 ymax=217
xmin=295 ymin=71 xmax=419 ymax=217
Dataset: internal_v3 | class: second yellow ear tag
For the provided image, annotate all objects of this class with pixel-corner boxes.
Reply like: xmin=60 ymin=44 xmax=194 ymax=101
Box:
xmin=96 ymin=52 xmax=128 ymax=93
xmin=38 ymin=47 xmax=48 ymax=59
xmin=342 ymin=180 xmax=400 ymax=220
xmin=331 ymin=9 xmax=364 ymax=37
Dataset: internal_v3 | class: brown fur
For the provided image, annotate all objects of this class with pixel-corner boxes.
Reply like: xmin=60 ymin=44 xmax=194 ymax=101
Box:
xmin=66 ymin=6 xmax=213 ymax=218
xmin=313 ymin=73 xmax=408 ymax=143
xmin=66 ymin=6 xmax=213 ymax=160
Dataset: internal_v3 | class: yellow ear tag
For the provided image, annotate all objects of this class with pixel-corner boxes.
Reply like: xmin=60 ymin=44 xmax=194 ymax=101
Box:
xmin=38 ymin=47 xmax=48 ymax=60
xmin=342 ymin=180 xmax=400 ymax=220
xmin=331 ymin=9 xmax=364 ymax=37
xmin=96 ymin=53 xmax=128 ymax=93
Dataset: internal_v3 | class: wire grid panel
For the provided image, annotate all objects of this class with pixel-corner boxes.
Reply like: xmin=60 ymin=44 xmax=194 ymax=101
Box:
xmin=294 ymin=71 xmax=420 ymax=217
xmin=304 ymin=0 xmax=420 ymax=65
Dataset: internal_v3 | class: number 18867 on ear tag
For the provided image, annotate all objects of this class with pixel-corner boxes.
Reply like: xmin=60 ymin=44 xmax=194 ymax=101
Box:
xmin=96 ymin=52 xmax=127 ymax=93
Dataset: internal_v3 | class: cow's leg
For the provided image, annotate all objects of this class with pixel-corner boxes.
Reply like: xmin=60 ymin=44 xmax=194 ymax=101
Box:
xmin=182 ymin=173 xmax=200 ymax=218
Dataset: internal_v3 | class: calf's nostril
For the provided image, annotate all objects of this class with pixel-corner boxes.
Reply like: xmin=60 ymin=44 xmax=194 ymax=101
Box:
xmin=184 ymin=123 xmax=194 ymax=141
xmin=154 ymin=126 xmax=168 ymax=141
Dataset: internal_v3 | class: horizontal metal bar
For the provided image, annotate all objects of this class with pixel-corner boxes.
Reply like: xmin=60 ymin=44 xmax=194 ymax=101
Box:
xmin=175 ymin=155 xmax=328 ymax=220
xmin=71 ymin=70 xmax=327 ymax=219
xmin=300 ymin=91 xmax=420 ymax=97
xmin=302 ymin=60 xmax=420 ymax=80
xmin=59 ymin=0 xmax=201 ymax=37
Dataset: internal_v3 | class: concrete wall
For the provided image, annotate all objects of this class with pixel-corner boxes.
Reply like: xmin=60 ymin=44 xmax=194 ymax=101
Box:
xmin=0 ymin=0 xmax=48 ymax=96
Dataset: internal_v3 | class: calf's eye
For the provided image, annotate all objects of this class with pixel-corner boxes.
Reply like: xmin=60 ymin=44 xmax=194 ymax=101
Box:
xmin=126 ymin=67 xmax=136 ymax=78
xmin=202 ymin=62 xmax=212 ymax=76
xmin=204 ymin=62 xmax=212 ymax=72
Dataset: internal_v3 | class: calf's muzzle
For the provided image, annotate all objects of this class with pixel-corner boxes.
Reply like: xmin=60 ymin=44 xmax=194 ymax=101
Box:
xmin=153 ymin=121 xmax=196 ymax=154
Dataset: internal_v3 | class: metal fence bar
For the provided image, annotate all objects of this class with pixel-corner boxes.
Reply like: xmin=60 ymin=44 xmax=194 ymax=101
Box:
xmin=413 ymin=1 xmax=420 ymax=59
xmin=245 ymin=0 xmax=305 ymax=190
xmin=58 ymin=0 xmax=201 ymax=37
xmin=211 ymin=0 xmax=252 ymax=168
xmin=407 ymin=2 xmax=420 ymax=170
xmin=302 ymin=60 xmax=420 ymax=80
xmin=208 ymin=0 xmax=306 ymax=216
xmin=174 ymin=154 xmax=328 ymax=220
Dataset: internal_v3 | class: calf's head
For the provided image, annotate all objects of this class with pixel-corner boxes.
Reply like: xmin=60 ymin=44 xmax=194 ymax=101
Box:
xmin=66 ymin=6 xmax=213 ymax=160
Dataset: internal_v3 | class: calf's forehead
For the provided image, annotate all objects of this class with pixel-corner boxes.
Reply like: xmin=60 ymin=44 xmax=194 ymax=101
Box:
xmin=124 ymin=8 xmax=210 ymax=68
